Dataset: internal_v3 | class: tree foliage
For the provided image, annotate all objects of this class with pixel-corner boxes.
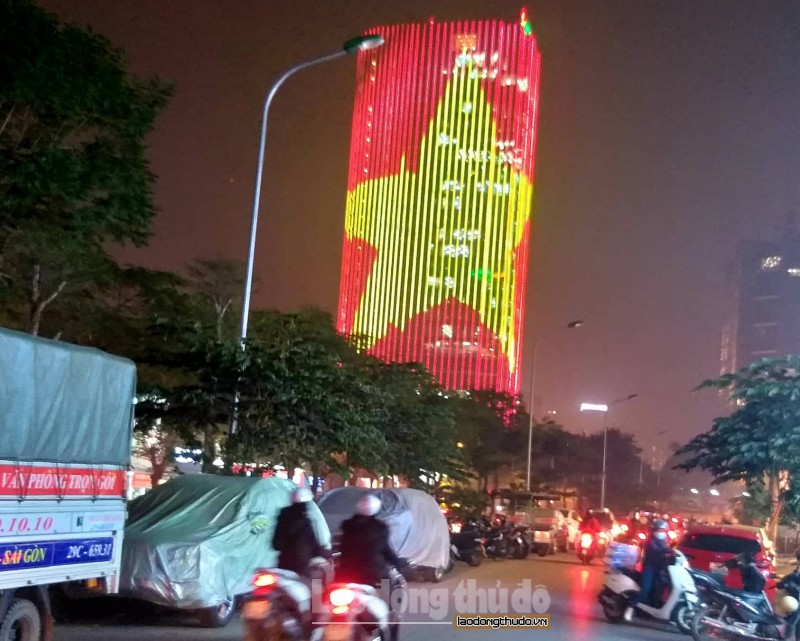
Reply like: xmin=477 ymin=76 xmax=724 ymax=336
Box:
xmin=0 ymin=0 xmax=171 ymax=335
xmin=451 ymin=391 xmax=527 ymax=491
xmin=676 ymin=357 xmax=800 ymax=540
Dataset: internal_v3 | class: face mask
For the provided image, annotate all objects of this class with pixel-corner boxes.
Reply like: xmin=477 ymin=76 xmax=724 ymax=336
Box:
xmin=654 ymin=532 xmax=667 ymax=540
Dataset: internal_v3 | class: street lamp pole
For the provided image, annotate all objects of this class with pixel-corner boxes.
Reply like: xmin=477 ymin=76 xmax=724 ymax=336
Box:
xmin=599 ymin=393 xmax=638 ymax=509
xmin=525 ymin=320 xmax=583 ymax=491
xmin=230 ymin=34 xmax=385 ymax=437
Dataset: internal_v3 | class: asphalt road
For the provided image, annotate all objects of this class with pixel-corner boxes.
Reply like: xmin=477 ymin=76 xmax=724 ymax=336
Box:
xmin=54 ymin=554 xmax=682 ymax=641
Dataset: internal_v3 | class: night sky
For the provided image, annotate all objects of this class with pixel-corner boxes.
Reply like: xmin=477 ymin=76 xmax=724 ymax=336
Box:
xmin=41 ymin=0 xmax=800 ymax=463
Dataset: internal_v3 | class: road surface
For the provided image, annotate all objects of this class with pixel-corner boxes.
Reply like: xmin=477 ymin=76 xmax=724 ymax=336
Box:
xmin=54 ymin=554 xmax=681 ymax=640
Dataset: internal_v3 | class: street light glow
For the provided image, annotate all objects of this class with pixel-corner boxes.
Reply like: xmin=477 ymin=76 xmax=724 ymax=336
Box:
xmin=690 ymin=488 xmax=699 ymax=494
xmin=580 ymin=403 xmax=608 ymax=412
xmin=709 ymin=489 xmax=720 ymax=496
xmin=742 ymin=491 xmax=751 ymax=497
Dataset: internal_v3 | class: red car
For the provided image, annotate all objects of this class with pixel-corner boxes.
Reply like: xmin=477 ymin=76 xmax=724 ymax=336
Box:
xmin=679 ymin=524 xmax=776 ymax=595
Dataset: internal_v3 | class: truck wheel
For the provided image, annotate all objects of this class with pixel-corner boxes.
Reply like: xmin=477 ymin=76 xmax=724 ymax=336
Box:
xmin=0 ymin=599 xmax=42 ymax=641
xmin=198 ymin=596 xmax=236 ymax=628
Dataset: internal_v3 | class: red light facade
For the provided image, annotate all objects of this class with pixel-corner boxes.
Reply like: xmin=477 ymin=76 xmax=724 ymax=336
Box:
xmin=337 ymin=16 xmax=541 ymax=393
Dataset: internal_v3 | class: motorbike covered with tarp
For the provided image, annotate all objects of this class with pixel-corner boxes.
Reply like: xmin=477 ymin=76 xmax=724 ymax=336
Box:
xmin=317 ymin=487 xmax=450 ymax=582
xmin=119 ymin=474 xmax=330 ymax=626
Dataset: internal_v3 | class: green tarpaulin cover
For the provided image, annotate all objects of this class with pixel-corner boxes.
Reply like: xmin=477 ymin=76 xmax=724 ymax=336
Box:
xmin=0 ymin=327 xmax=136 ymax=466
xmin=120 ymin=474 xmax=331 ymax=609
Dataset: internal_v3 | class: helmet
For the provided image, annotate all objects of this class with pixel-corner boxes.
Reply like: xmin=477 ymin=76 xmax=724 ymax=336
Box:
xmin=356 ymin=493 xmax=382 ymax=516
xmin=777 ymin=595 xmax=799 ymax=616
xmin=652 ymin=519 xmax=668 ymax=530
xmin=292 ymin=487 xmax=313 ymax=503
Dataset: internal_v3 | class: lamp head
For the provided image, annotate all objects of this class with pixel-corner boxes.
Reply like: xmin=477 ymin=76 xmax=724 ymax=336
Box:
xmin=343 ymin=34 xmax=385 ymax=54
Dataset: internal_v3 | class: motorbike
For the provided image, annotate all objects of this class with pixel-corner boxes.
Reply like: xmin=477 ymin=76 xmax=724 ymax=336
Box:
xmin=477 ymin=521 xmax=509 ymax=560
xmin=507 ymin=524 xmax=531 ymax=560
xmin=598 ymin=549 xmax=698 ymax=635
xmin=691 ymin=563 xmax=800 ymax=641
xmin=691 ymin=590 xmax=793 ymax=641
xmin=320 ymin=570 xmax=405 ymax=641
xmin=449 ymin=520 xmax=486 ymax=567
xmin=241 ymin=559 xmax=332 ymax=641
xmin=576 ymin=532 xmax=599 ymax=564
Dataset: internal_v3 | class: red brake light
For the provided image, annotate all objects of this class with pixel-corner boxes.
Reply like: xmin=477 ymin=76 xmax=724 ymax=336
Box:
xmin=253 ymin=571 xmax=276 ymax=588
xmin=329 ymin=588 xmax=356 ymax=608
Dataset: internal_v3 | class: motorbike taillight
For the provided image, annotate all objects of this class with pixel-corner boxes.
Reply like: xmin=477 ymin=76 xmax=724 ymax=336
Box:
xmin=580 ymin=533 xmax=594 ymax=548
xmin=252 ymin=571 xmax=277 ymax=588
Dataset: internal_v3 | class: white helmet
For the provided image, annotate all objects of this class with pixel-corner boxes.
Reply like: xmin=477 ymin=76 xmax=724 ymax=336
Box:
xmin=356 ymin=493 xmax=381 ymax=516
xmin=777 ymin=594 xmax=799 ymax=616
xmin=292 ymin=487 xmax=313 ymax=503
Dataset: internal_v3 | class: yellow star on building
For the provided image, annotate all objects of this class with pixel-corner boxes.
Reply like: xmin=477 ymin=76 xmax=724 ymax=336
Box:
xmin=344 ymin=66 xmax=533 ymax=372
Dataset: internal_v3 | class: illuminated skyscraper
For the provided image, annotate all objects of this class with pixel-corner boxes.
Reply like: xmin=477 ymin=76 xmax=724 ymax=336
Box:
xmin=337 ymin=13 xmax=541 ymax=393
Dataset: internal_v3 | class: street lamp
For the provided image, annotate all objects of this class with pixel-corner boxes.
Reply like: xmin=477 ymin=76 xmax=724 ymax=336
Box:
xmin=525 ymin=320 xmax=583 ymax=491
xmin=238 ymin=33 xmax=385 ymax=345
xmin=230 ymin=33 xmax=385 ymax=437
xmin=580 ymin=393 xmax=637 ymax=509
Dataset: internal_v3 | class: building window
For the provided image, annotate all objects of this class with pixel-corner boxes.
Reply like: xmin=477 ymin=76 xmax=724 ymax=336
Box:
xmin=761 ymin=256 xmax=782 ymax=270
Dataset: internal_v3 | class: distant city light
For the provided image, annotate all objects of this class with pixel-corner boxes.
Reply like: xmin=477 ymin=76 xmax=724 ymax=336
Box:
xmin=690 ymin=488 xmax=699 ymax=494
xmin=709 ymin=489 xmax=720 ymax=496
xmin=761 ymin=255 xmax=782 ymax=270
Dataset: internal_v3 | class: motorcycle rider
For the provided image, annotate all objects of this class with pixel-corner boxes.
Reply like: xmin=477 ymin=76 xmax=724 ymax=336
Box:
xmin=624 ymin=519 xmax=672 ymax=622
xmin=580 ymin=509 xmax=601 ymax=533
xmin=338 ymin=493 xmax=405 ymax=641
xmin=272 ymin=487 xmax=332 ymax=576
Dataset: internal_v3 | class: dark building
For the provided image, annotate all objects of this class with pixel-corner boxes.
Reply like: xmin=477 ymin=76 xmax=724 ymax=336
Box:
xmin=722 ymin=227 xmax=800 ymax=372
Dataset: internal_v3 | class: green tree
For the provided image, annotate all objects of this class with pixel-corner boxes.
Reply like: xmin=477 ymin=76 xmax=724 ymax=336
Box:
xmin=676 ymin=357 xmax=800 ymax=541
xmin=453 ymin=391 xmax=528 ymax=491
xmin=0 ymin=0 xmax=171 ymax=334
xmin=368 ymin=362 xmax=467 ymax=489
xmin=229 ymin=309 xmax=387 ymax=478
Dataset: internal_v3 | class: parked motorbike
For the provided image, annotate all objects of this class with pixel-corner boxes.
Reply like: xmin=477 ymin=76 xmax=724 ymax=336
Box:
xmin=478 ymin=521 xmax=509 ymax=560
xmin=449 ymin=520 xmax=486 ymax=567
xmin=598 ymin=549 xmax=698 ymax=635
xmin=241 ymin=559 xmax=332 ymax=641
xmin=508 ymin=524 xmax=531 ymax=560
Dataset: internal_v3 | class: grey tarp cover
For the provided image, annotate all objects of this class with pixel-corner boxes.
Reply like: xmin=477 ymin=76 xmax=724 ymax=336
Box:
xmin=0 ymin=327 xmax=136 ymax=466
xmin=120 ymin=475 xmax=331 ymax=609
xmin=317 ymin=487 xmax=449 ymax=571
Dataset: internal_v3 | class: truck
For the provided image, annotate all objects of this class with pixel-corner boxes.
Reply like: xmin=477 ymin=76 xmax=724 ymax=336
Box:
xmin=0 ymin=327 xmax=136 ymax=641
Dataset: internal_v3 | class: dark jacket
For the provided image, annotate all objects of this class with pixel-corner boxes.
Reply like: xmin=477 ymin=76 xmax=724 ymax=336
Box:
xmin=272 ymin=502 xmax=330 ymax=575
xmin=642 ymin=535 xmax=672 ymax=571
xmin=337 ymin=514 xmax=403 ymax=586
